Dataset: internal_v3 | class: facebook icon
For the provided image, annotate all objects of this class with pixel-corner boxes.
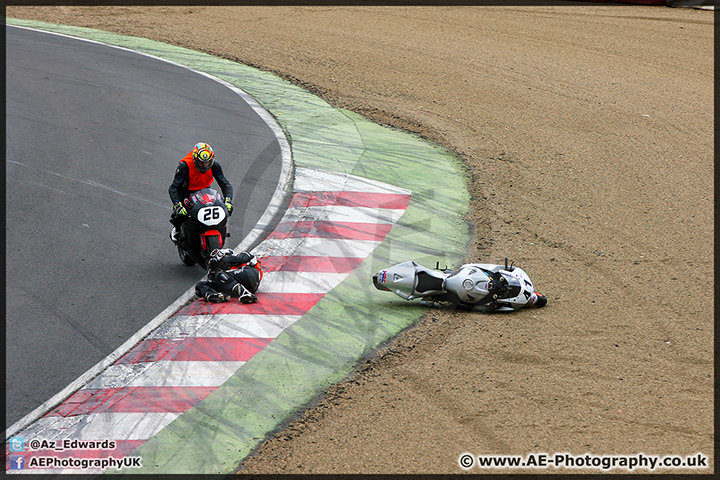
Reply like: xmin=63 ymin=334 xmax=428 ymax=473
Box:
xmin=9 ymin=454 xmax=25 ymax=470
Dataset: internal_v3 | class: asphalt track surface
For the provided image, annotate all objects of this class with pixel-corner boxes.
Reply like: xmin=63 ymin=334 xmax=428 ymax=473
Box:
xmin=4 ymin=19 xmax=470 ymax=474
xmin=5 ymin=26 xmax=284 ymax=429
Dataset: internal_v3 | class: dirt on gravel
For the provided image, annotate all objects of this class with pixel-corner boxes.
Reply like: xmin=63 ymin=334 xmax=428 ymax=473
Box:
xmin=7 ymin=4 xmax=714 ymax=475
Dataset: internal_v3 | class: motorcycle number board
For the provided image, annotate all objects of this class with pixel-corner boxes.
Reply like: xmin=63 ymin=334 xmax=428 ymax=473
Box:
xmin=198 ymin=205 xmax=226 ymax=226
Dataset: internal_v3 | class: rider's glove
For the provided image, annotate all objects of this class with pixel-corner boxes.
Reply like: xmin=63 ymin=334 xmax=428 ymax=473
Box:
xmin=224 ymin=197 xmax=233 ymax=215
xmin=173 ymin=202 xmax=187 ymax=216
xmin=209 ymin=248 xmax=226 ymax=265
xmin=209 ymin=248 xmax=234 ymax=267
xmin=245 ymin=254 xmax=258 ymax=267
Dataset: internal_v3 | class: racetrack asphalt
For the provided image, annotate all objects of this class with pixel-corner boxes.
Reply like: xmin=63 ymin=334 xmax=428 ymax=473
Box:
xmin=5 ymin=19 xmax=471 ymax=474
xmin=5 ymin=25 xmax=285 ymax=429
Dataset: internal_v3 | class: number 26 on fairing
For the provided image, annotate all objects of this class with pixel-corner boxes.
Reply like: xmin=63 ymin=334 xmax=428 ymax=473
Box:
xmin=198 ymin=206 xmax=226 ymax=226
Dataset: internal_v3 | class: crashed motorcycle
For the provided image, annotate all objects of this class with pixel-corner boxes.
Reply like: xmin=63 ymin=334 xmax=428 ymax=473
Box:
xmin=176 ymin=188 xmax=230 ymax=270
xmin=373 ymin=259 xmax=547 ymax=313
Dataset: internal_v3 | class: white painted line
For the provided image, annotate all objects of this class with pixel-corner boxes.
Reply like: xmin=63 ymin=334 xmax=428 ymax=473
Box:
xmin=82 ymin=362 xmax=156 ymax=390
xmin=261 ymin=271 xmax=349 ymax=294
xmin=282 ymin=205 xmax=408 ymax=224
xmin=15 ymin=412 xmax=84 ymax=442
xmin=149 ymin=314 xmax=302 ymax=340
xmin=253 ymin=237 xmax=381 ymax=259
xmin=146 ymin=314 xmax=217 ymax=339
xmin=20 ymin=412 xmax=180 ymax=442
xmin=85 ymin=361 xmax=246 ymax=389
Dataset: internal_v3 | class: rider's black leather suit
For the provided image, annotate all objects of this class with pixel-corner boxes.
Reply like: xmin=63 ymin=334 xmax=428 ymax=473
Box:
xmin=194 ymin=250 xmax=261 ymax=301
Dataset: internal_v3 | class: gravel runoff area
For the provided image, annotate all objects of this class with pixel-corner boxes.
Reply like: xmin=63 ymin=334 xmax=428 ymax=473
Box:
xmin=7 ymin=4 xmax=713 ymax=474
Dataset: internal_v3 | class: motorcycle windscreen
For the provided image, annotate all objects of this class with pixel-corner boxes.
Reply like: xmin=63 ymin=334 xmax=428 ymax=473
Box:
xmin=499 ymin=275 xmax=524 ymax=300
xmin=189 ymin=188 xmax=223 ymax=206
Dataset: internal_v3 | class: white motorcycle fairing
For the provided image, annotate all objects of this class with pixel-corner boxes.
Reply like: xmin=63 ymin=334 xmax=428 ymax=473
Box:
xmin=373 ymin=260 xmax=546 ymax=313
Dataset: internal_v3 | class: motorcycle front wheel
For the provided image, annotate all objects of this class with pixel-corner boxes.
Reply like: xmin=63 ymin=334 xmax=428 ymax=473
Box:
xmin=533 ymin=293 xmax=548 ymax=308
xmin=178 ymin=244 xmax=196 ymax=266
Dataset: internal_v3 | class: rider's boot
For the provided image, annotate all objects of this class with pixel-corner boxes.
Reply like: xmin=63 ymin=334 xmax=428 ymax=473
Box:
xmin=170 ymin=226 xmax=180 ymax=244
xmin=234 ymin=284 xmax=258 ymax=304
xmin=205 ymin=291 xmax=229 ymax=303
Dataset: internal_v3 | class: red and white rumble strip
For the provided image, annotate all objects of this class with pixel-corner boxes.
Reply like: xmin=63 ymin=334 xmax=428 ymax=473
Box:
xmin=6 ymin=167 xmax=411 ymax=473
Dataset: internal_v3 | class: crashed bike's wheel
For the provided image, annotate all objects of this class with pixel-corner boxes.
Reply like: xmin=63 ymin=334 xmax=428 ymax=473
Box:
xmin=534 ymin=293 xmax=548 ymax=308
xmin=178 ymin=244 xmax=196 ymax=266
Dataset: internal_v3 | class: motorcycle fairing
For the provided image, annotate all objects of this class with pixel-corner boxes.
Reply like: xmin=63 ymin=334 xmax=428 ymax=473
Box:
xmin=372 ymin=260 xmax=446 ymax=299
xmin=200 ymin=230 xmax=224 ymax=253
xmin=444 ymin=264 xmax=494 ymax=304
xmin=373 ymin=260 xmax=541 ymax=311
xmin=495 ymin=266 xmax=535 ymax=308
xmin=178 ymin=187 xmax=229 ymax=270
xmin=460 ymin=264 xmax=535 ymax=309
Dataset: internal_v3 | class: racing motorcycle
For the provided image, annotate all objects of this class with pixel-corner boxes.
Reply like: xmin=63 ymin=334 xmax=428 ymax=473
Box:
xmin=176 ymin=188 xmax=230 ymax=270
xmin=372 ymin=259 xmax=547 ymax=313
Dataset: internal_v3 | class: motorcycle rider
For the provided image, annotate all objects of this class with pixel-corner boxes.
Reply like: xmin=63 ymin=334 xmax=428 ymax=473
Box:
xmin=169 ymin=142 xmax=234 ymax=243
xmin=195 ymin=248 xmax=262 ymax=304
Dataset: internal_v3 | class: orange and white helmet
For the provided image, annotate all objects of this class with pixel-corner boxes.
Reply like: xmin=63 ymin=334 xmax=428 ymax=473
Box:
xmin=192 ymin=142 xmax=215 ymax=172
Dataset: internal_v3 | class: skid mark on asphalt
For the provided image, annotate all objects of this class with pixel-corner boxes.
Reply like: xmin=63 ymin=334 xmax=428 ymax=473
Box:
xmin=8 ymin=167 xmax=411 ymax=474
xmin=8 ymin=160 xmax=167 ymax=208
